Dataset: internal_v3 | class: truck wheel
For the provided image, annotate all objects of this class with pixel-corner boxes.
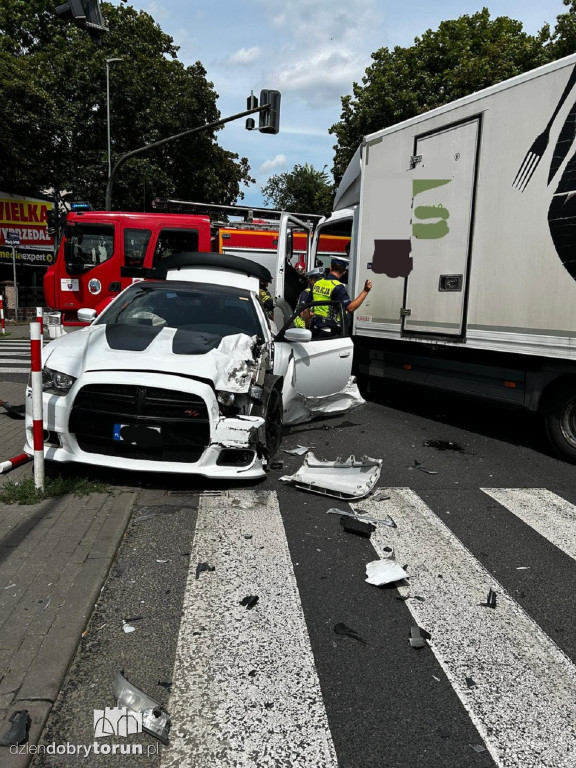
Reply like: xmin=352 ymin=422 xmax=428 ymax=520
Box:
xmin=263 ymin=386 xmax=283 ymax=461
xmin=543 ymin=381 xmax=576 ymax=462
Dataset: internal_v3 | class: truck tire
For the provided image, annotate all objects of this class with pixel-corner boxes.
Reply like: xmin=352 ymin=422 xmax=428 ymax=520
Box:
xmin=543 ymin=381 xmax=576 ymax=462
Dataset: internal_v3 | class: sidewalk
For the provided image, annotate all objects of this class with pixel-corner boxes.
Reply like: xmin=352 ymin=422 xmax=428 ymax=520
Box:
xmin=0 ymin=370 xmax=136 ymax=766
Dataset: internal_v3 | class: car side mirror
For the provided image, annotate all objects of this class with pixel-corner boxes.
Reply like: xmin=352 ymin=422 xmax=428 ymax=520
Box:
xmin=78 ymin=308 xmax=97 ymax=323
xmin=283 ymin=327 xmax=311 ymax=343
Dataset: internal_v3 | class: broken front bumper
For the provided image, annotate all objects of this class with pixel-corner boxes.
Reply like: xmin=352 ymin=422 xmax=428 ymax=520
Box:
xmin=24 ymin=371 xmax=267 ymax=479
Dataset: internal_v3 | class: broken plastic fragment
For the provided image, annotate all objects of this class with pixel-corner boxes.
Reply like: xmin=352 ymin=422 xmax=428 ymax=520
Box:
xmin=365 ymin=560 xmax=407 ymax=586
xmin=240 ymin=595 xmax=259 ymax=609
xmin=470 ymin=744 xmax=487 ymax=753
xmin=382 ymin=515 xmax=397 ymax=528
xmin=409 ymin=625 xmax=430 ymax=648
xmin=327 ymin=508 xmax=395 ymax=526
xmin=280 ymin=453 xmax=382 ymax=500
xmin=122 ymin=621 xmax=136 ymax=634
xmin=270 ymin=461 xmax=284 ymax=470
xmin=113 ymin=670 xmax=171 ymax=744
xmin=340 ymin=516 xmax=375 ymax=537
xmin=157 ymin=681 xmax=172 ymax=690
xmin=196 ymin=562 xmax=215 ymax=580
xmin=0 ymin=710 xmax=30 ymax=746
xmin=372 ymin=491 xmax=391 ymax=502
xmin=480 ymin=588 xmax=497 ymax=609
xmin=414 ymin=460 xmax=438 ymax=474
xmin=333 ymin=622 xmax=366 ymax=645
xmin=466 ymin=676 xmax=477 ymax=688
xmin=156 ymin=559 xmax=169 ymax=564
xmin=283 ymin=445 xmax=312 ymax=456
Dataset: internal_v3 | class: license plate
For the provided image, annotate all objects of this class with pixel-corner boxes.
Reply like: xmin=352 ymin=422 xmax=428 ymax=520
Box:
xmin=113 ymin=424 xmax=162 ymax=447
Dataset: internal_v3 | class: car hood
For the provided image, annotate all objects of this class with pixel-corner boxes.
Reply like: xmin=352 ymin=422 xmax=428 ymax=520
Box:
xmin=42 ymin=324 xmax=261 ymax=392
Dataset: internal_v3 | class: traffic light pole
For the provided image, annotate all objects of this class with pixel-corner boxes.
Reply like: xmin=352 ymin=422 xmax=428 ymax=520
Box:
xmin=105 ymin=103 xmax=270 ymax=211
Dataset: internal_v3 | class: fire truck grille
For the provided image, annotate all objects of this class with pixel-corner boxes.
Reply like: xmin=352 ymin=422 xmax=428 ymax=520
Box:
xmin=70 ymin=384 xmax=210 ymax=463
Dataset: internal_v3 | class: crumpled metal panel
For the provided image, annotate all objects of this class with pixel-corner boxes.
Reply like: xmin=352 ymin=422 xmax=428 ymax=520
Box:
xmin=283 ymin=376 xmax=365 ymax=425
xmin=280 ymin=453 xmax=382 ymax=499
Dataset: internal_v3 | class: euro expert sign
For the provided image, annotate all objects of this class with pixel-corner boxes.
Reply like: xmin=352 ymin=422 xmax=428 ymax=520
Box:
xmin=0 ymin=195 xmax=55 ymax=266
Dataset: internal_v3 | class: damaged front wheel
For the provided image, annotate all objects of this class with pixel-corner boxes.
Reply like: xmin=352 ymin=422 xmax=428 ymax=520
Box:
xmin=263 ymin=386 xmax=283 ymax=462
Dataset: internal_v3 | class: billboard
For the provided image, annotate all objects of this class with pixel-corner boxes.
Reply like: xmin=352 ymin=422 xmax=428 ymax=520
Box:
xmin=0 ymin=193 xmax=55 ymax=249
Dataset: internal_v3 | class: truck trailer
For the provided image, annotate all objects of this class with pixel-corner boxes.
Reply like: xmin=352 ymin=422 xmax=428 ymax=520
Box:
xmin=313 ymin=53 xmax=576 ymax=461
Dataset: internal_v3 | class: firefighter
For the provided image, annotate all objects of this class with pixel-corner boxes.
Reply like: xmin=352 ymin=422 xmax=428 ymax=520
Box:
xmin=293 ymin=266 xmax=325 ymax=328
xmin=259 ymin=279 xmax=274 ymax=320
xmin=310 ymin=257 xmax=372 ymax=336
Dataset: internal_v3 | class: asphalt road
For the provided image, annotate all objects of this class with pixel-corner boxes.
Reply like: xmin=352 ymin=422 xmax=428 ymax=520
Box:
xmin=27 ymin=385 xmax=576 ymax=768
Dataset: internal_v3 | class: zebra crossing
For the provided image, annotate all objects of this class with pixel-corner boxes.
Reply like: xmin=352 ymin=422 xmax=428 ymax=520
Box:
xmin=0 ymin=339 xmax=31 ymax=373
xmin=160 ymin=486 xmax=576 ymax=768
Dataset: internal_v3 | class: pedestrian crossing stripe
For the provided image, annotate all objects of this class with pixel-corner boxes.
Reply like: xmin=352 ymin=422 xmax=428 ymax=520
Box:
xmin=162 ymin=487 xmax=576 ymax=768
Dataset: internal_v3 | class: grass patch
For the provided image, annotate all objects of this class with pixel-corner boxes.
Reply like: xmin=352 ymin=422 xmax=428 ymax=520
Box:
xmin=0 ymin=476 xmax=110 ymax=505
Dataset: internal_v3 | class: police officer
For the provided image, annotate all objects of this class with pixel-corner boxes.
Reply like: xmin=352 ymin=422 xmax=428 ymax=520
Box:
xmin=293 ymin=266 xmax=325 ymax=328
xmin=310 ymin=256 xmax=372 ymax=336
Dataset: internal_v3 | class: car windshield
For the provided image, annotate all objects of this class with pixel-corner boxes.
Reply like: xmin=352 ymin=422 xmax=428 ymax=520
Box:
xmin=96 ymin=282 xmax=262 ymax=339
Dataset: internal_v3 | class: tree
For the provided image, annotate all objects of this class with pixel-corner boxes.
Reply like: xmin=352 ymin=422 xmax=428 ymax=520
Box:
xmin=0 ymin=0 xmax=254 ymax=208
xmin=261 ymin=164 xmax=335 ymax=216
xmin=329 ymin=8 xmax=553 ymax=183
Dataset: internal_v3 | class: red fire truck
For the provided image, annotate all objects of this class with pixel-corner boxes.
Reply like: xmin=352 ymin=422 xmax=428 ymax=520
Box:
xmin=43 ymin=200 xmax=350 ymax=325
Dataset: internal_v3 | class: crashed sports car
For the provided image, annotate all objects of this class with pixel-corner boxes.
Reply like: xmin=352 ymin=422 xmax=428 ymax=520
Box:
xmin=26 ymin=254 xmax=363 ymax=478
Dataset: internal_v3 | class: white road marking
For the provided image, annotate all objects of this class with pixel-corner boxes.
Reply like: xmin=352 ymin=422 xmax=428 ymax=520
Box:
xmin=0 ymin=359 xmax=30 ymax=364
xmin=161 ymin=489 xmax=337 ymax=768
xmin=0 ymin=368 xmax=29 ymax=373
xmin=482 ymin=488 xmax=576 ymax=561
xmin=359 ymin=488 xmax=576 ymax=768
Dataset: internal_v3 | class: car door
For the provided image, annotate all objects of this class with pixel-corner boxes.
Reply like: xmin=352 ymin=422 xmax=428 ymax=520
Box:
xmin=274 ymin=213 xmax=313 ymax=314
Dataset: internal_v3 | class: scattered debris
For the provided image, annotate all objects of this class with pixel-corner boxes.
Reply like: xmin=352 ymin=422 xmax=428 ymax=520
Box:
xmin=122 ymin=621 xmax=136 ymax=634
xmin=366 ymin=560 xmax=407 ymax=586
xmin=371 ymin=491 xmax=391 ymax=502
xmin=113 ymin=670 xmax=171 ymax=744
xmin=3 ymin=584 xmax=16 ymax=590
xmin=0 ymin=710 xmax=30 ymax=746
xmin=37 ymin=597 xmax=51 ymax=615
xmin=333 ymin=622 xmax=366 ymax=645
xmin=409 ymin=625 xmax=431 ymax=648
xmin=196 ymin=562 xmax=215 ymax=580
xmin=340 ymin=516 xmax=375 ymax=537
xmin=156 ymin=559 xmax=169 ymax=564
xmin=327 ymin=508 xmax=396 ymax=527
xmin=480 ymin=588 xmax=497 ymax=609
xmin=157 ymin=681 xmax=172 ymax=690
xmin=124 ymin=615 xmax=143 ymax=623
xmin=396 ymin=594 xmax=425 ymax=602
xmin=466 ymin=676 xmax=477 ymax=688
xmin=280 ymin=453 xmax=382 ymax=500
xmin=0 ymin=400 xmax=26 ymax=420
xmin=516 ymin=566 xmax=530 ymax=570
xmin=414 ymin=460 xmax=438 ymax=475
xmin=432 ymin=675 xmax=441 ymax=682
xmin=270 ymin=461 xmax=284 ymax=470
xmin=283 ymin=445 xmax=312 ymax=456
xmin=470 ymin=744 xmax=487 ymax=753
xmin=423 ymin=439 xmax=464 ymax=452
xmin=248 ymin=670 xmax=257 ymax=677
xmin=240 ymin=595 xmax=259 ymax=609
xmin=244 ymin=534 xmax=253 ymax=540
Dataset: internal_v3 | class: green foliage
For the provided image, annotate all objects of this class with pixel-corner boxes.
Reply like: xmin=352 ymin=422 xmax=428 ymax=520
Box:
xmin=330 ymin=7 xmax=556 ymax=183
xmin=0 ymin=475 xmax=110 ymax=505
xmin=0 ymin=1 xmax=253 ymax=208
xmin=261 ymin=163 xmax=335 ymax=216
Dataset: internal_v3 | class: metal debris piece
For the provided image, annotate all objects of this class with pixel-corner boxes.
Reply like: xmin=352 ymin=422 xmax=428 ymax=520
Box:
xmin=113 ymin=670 xmax=171 ymax=744
xmin=409 ymin=625 xmax=431 ymax=648
xmin=366 ymin=560 xmax=407 ymax=586
xmin=466 ymin=676 xmax=477 ymax=688
xmin=327 ymin=508 xmax=395 ymax=527
xmin=333 ymin=622 xmax=366 ymax=645
xmin=480 ymin=588 xmax=497 ymax=609
xmin=283 ymin=445 xmax=312 ymax=456
xmin=240 ymin=595 xmax=259 ymax=609
xmin=280 ymin=453 xmax=382 ymax=500
xmin=196 ymin=562 xmax=215 ymax=580
xmin=0 ymin=710 xmax=30 ymax=746
xmin=470 ymin=744 xmax=487 ymax=753
xmin=339 ymin=516 xmax=375 ymax=537
xmin=414 ymin=460 xmax=438 ymax=474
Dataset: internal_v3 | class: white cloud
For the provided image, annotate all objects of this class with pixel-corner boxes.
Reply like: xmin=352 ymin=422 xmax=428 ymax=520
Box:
xmin=260 ymin=154 xmax=287 ymax=171
xmin=227 ymin=46 xmax=261 ymax=65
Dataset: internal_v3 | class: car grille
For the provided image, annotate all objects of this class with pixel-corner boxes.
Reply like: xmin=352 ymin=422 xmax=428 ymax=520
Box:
xmin=69 ymin=384 xmax=210 ymax=463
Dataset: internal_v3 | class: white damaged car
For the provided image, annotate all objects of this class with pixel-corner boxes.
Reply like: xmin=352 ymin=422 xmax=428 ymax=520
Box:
xmin=26 ymin=254 xmax=364 ymax=479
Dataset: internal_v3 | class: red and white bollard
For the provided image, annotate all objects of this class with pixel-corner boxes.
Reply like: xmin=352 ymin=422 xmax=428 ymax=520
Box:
xmin=30 ymin=322 xmax=44 ymax=490
xmin=0 ymin=296 xmax=5 ymax=334
xmin=0 ymin=453 xmax=33 ymax=474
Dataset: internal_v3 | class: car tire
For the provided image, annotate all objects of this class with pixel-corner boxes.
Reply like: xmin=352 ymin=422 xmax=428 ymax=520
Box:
xmin=263 ymin=385 xmax=283 ymax=461
xmin=543 ymin=380 xmax=576 ymax=462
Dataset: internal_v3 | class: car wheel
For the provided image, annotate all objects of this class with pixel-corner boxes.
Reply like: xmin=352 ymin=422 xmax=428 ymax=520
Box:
xmin=543 ymin=380 xmax=576 ymax=462
xmin=263 ymin=386 xmax=283 ymax=461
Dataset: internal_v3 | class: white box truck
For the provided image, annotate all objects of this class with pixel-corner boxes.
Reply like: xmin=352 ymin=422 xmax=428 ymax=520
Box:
xmin=313 ymin=53 xmax=576 ymax=460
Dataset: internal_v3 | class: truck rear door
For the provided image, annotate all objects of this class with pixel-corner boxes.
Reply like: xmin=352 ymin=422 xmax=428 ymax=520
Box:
xmin=403 ymin=117 xmax=479 ymax=336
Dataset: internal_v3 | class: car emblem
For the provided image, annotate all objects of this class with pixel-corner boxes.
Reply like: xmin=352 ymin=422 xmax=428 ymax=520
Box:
xmin=184 ymin=409 xmax=200 ymax=417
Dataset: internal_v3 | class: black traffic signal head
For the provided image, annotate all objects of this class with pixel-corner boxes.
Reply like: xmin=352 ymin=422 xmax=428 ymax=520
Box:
xmin=46 ymin=209 xmax=57 ymax=236
xmin=259 ymin=90 xmax=281 ymax=134
xmin=55 ymin=0 xmax=108 ymax=43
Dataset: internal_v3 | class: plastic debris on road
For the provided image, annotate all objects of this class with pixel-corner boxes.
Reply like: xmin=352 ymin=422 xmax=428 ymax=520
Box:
xmin=333 ymin=622 xmax=367 ymax=645
xmin=195 ymin=562 xmax=215 ymax=580
xmin=327 ymin=508 xmax=396 ymax=527
xmin=340 ymin=516 xmax=375 ymax=537
xmin=113 ymin=670 xmax=171 ymax=744
xmin=470 ymin=744 xmax=487 ymax=753
xmin=122 ymin=621 xmax=136 ymax=634
xmin=409 ymin=625 xmax=431 ymax=649
xmin=280 ymin=453 xmax=382 ymax=500
xmin=414 ymin=460 xmax=438 ymax=475
xmin=480 ymin=588 xmax=497 ymax=609
xmin=283 ymin=445 xmax=312 ymax=456
xmin=0 ymin=710 xmax=30 ymax=746
xmin=240 ymin=595 xmax=259 ymax=609
xmin=365 ymin=560 xmax=408 ymax=586
xmin=466 ymin=676 xmax=477 ymax=688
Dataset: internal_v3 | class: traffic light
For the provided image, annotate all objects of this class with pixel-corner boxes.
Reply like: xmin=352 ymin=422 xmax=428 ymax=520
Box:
xmin=55 ymin=0 xmax=108 ymax=43
xmin=259 ymin=90 xmax=281 ymax=134
xmin=245 ymin=92 xmax=258 ymax=131
xmin=46 ymin=209 xmax=57 ymax=236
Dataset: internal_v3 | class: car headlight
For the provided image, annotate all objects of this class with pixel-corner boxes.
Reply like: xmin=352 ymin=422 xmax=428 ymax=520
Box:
xmin=216 ymin=391 xmax=236 ymax=407
xmin=42 ymin=367 xmax=77 ymax=395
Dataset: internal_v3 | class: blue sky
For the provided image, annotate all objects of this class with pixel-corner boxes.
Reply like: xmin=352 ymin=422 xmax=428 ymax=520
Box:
xmin=120 ymin=0 xmax=568 ymax=206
